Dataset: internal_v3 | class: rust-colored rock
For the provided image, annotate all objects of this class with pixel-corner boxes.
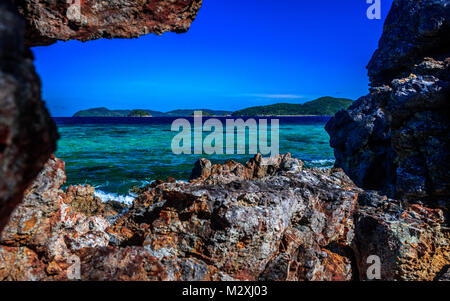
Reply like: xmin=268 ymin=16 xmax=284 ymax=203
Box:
xmin=0 ymin=246 xmax=46 ymax=281
xmin=1 ymin=154 xmax=449 ymax=281
xmin=0 ymin=155 xmax=65 ymax=255
xmin=108 ymin=154 xmax=359 ymax=281
xmin=1 ymin=157 xmax=113 ymax=280
xmin=189 ymin=153 xmax=304 ymax=184
xmin=15 ymin=0 xmax=203 ymax=46
xmin=64 ymin=184 xmax=124 ymax=218
xmin=353 ymin=191 xmax=450 ymax=280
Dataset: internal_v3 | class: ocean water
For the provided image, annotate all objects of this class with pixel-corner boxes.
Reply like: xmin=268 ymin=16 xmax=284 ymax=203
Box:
xmin=54 ymin=117 xmax=334 ymax=201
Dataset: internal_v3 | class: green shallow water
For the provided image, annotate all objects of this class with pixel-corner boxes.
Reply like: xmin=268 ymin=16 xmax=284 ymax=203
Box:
xmin=54 ymin=117 xmax=334 ymax=201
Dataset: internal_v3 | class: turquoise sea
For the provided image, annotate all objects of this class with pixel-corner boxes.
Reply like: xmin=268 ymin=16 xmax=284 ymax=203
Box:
xmin=54 ymin=117 xmax=334 ymax=202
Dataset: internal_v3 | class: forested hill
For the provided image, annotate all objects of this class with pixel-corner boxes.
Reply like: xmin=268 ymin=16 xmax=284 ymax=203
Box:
xmin=231 ymin=97 xmax=353 ymax=116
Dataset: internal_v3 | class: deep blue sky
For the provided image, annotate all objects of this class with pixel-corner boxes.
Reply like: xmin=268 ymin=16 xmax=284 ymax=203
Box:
xmin=32 ymin=0 xmax=393 ymax=117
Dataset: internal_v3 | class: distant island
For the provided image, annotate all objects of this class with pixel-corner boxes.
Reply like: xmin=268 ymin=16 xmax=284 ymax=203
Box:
xmin=127 ymin=110 xmax=152 ymax=117
xmin=232 ymin=97 xmax=353 ymax=116
xmin=73 ymin=108 xmax=232 ymax=117
xmin=72 ymin=97 xmax=353 ymax=117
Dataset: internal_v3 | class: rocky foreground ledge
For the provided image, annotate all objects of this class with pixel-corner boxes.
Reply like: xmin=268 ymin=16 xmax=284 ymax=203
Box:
xmin=0 ymin=155 xmax=448 ymax=281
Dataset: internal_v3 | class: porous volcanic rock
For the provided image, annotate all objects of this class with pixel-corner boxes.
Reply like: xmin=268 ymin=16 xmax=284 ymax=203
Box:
xmin=0 ymin=156 xmax=238 ymax=280
xmin=108 ymin=154 xmax=360 ymax=280
xmin=326 ymin=0 xmax=450 ymax=204
xmin=64 ymin=184 xmax=126 ymax=219
xmin=1 ymin=157 xmax=114 ymax=280
xmin=189 ymin=153 xmax=305 ymax=183
xmin=15 ymin=0 xmax=203 ymax=46
xmin=367 ymin=0 xmax=450 ymax=86
xmin=353 ymin=191 xmax=450 ymax=280
xmin=0 ymin=0 xmax=58 ymax=233
xmin=106 ymin=155 xmax=449 ymax=281
xmin=0 ymin=246 xmax=47 ymax=281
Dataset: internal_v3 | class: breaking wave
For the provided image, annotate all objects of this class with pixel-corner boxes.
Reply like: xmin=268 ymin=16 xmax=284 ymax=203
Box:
xmin=94 ymin=189 xmax=135 ymax=205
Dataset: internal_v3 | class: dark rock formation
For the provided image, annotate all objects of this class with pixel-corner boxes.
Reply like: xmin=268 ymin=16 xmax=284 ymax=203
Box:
xmin=367 ymin=0 xmax=450 ymax=86
xmin=0 ymin=0 xmax=58 ymax=233
xmin=1 ymin=154 xmax=448 ymax=281
xmin=436 ymin=265 xmax=450 ymax=280
xmin=14 ymin=0 xmax=203 ymax=46
xmin=326 ymin=0 xmax=450 ymax=204
xmin=0 ymin=0 xmax=202 ymax=234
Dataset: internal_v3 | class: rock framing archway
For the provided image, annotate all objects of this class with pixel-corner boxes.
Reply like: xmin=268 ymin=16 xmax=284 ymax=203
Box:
xmin=0 ymin=0 xmax=203 ymax=232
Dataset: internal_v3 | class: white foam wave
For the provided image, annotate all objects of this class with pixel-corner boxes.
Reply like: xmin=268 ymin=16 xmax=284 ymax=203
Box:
xmin=94 ymin=190 xmax=135 ymax=205
xmin=310 ymin=159 xmax=335 ymax=165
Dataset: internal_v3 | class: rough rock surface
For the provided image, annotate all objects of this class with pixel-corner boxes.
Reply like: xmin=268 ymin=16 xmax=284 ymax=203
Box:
xmin=15 ymin=0 xmax=203 ymax=46
xmin=0 ymin=246 xmax=47 ymax=281
xmin=64 ymin=184 xmax=126 ymax=219
xmin=109 ymin=154 xmax=358 ymax=281
xmin=0 ymin=0 xmax=58 ymax=233
xmin=0 ymin=155 xmax=356 ymax=280
xmin=0 ymin=156 xmax=112 ymax=280
xmin=326 ymin=0 xmax=450 ymax=204
xmin=353 ymin=191 xmax=449 ymax=280
xmin=367 ymin=0 xmax=450 ymax=86
xmin=1 ymin=154 xmax=448 ymax=281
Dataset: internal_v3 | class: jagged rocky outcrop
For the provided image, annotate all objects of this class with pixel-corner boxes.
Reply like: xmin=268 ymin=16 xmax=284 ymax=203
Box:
xmin=0 ymin=156 xmax=112 ymax=280
xmin=0 ymin=0 xmax=58 ymax=233
xmin=0 ymin=0 xmax=202 ymax=233
xmin=109 ymin=154 xmax=358 ymax=281
xmin=326 ymin=0 xmax=449 ymax=204
xmin=14 ymin=0 xmax=203 ymax=46
xmin=1 ymin=154 xmax=448 ymax=281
